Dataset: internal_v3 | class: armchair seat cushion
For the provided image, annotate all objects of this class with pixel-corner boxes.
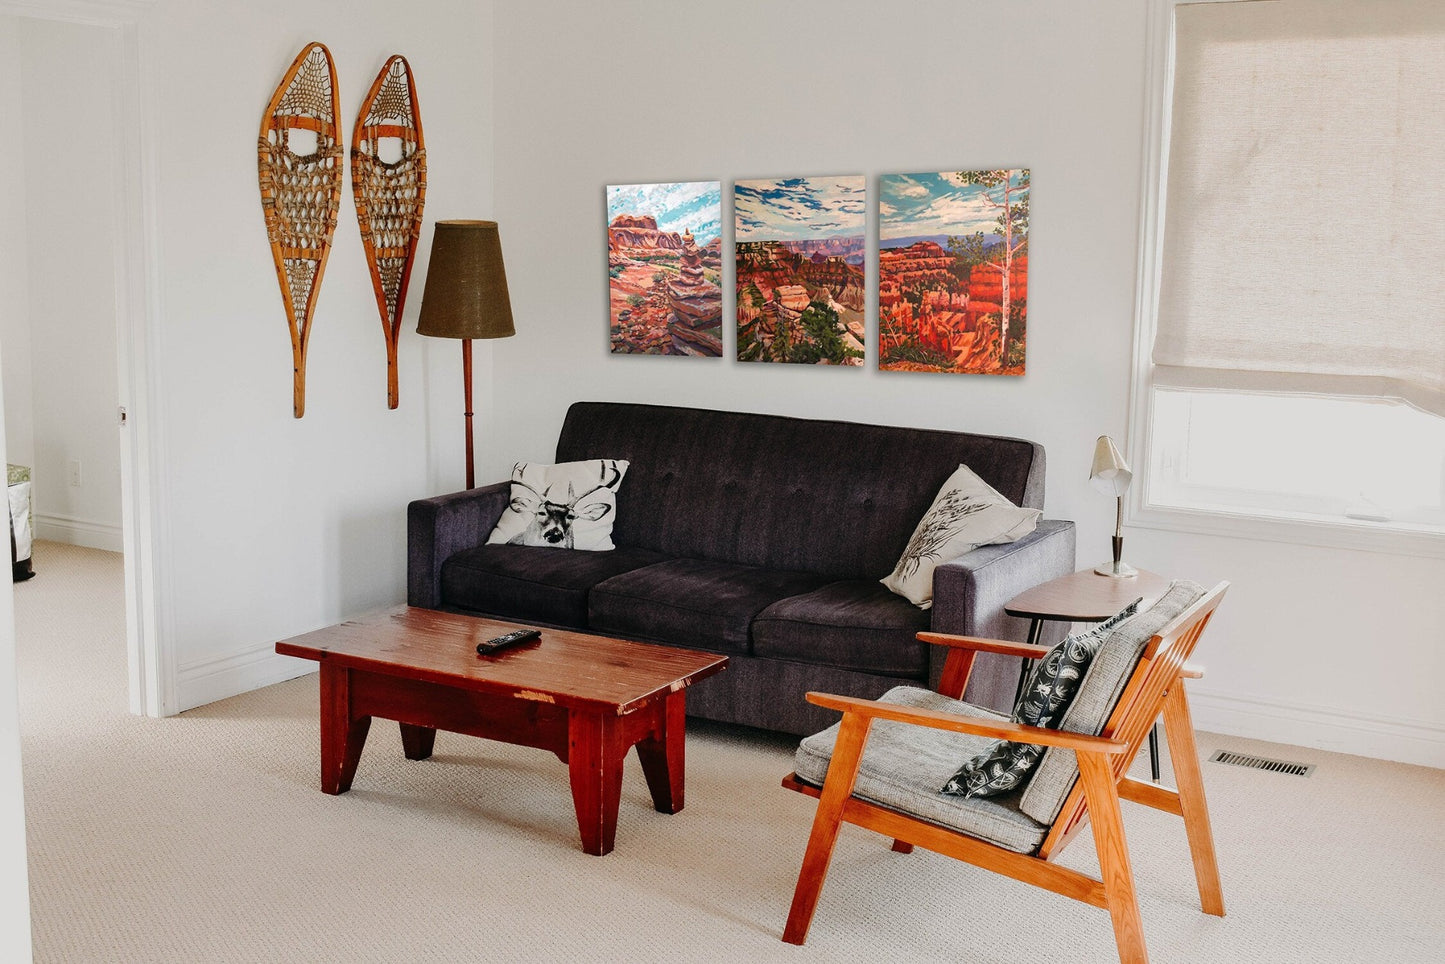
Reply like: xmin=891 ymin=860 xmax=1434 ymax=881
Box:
xmin=794 ymin=685 xmax=1048 ymax=854
xmin=752 ymin=580 xmax=931 ymax=677
xmin=589 ymin=557 xmax=830 ymax=656
xmin=440 ymin=543 xmax=668 ymax=627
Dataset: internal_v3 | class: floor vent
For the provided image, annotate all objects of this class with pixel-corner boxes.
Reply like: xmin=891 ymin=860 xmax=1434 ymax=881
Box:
xmin=1208 ymin=750 xmax=1315 ymax=777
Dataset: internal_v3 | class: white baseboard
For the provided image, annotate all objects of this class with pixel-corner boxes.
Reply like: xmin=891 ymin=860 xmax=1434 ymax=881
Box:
xmin=1189 ymin=687 xmax=1445 ymax=769
xmin=34 ymin=513 xmax=123 ymax=553
xmin=176 ymin=643 xmax=315 ymax=713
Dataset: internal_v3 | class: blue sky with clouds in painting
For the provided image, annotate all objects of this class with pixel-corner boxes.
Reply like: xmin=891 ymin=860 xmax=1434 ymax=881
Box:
xmin=606 ymin=181 xmax=721 ymax=245
xmin=734 ymin=175 xmax=866 ymax=242
xmin=879 ymin=171 xmax=1028 ymax=245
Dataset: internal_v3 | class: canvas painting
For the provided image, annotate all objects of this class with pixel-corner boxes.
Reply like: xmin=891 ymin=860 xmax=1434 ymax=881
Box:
xmin=735 ymin=176 xmax=866 ymax=366
xmin=879 ymin=170 xmax=1029 ymax=375
xmin=606 ymin=181 xmax=723 ymax=356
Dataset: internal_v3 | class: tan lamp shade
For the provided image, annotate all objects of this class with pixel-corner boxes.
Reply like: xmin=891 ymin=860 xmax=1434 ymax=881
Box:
xmin=416 ymin=220 xmax=516 ymax=340
xmin=1089 ymin=435 xmax=1133 ymax=498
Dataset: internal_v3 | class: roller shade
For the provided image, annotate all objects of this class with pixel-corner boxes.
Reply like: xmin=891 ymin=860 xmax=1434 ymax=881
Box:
xmin=1154 ymin=0 xmax=1445 ymax=415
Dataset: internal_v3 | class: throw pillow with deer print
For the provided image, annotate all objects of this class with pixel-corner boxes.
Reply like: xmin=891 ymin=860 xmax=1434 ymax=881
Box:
xmin=486 ymin=459 xmax=630 ymax=551
xmin=881 ymin=464 xmax=1041 ymax=608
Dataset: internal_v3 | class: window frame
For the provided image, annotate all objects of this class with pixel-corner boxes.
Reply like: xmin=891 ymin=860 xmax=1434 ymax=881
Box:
xmin=1126 ymin=0 xmax=1445 ymax=560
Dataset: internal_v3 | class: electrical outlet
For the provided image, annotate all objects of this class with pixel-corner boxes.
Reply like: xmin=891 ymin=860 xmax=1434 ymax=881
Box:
xmin=69 ymin=459 xmax=82 ymax=487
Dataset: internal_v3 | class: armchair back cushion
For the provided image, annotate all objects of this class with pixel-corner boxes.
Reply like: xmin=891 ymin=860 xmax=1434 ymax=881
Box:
xmin=1018 ymin=579 xmax=1207 ymax=824
xmin=554 ymin=402 xmax=1044 ymax=581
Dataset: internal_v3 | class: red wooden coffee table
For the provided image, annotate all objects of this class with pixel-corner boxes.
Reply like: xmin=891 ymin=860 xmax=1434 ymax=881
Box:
xmin=276 ymin=606 xmax=728 ymax=855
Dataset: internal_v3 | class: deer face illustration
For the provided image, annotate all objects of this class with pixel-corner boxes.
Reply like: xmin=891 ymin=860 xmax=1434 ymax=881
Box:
xmin=507 ymin=461 xmax=624 ymax=549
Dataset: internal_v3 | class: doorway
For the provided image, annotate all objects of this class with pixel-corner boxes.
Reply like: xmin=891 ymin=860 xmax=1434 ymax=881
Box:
xmin=0 ymin=1 xmax=163 ymax=717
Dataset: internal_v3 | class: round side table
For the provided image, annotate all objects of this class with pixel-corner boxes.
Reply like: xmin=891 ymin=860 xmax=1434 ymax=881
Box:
xmin=1005 ymin=567 xmax=1171 ymax=780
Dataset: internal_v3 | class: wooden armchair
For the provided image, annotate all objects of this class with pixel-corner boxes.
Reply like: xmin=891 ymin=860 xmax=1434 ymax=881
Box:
xmin=780 ymin=581 xmax=1228 ymax=964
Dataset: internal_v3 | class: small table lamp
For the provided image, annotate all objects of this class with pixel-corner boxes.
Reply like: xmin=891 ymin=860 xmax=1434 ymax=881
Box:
xmin=416 ymin=220 xmax=515 ymax=489
xmin=1090 ymin=435 xmax=1136 ymax=578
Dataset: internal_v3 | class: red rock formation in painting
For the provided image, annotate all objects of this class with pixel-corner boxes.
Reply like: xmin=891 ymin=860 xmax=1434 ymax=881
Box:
xmin=608 ymin=214 xmax=684 ymax=252
xmin=701 ymin=236 xmax=722 ymax=270
xmin=735 ymin=240 xmax=865 ymax=365
xmin=664 ymin=231 xmax=723 ymax=355
xmin=879 ymin=240 xmax=1026 ymax=375
xmin=609 ymin=215 xmax=722 ymax=356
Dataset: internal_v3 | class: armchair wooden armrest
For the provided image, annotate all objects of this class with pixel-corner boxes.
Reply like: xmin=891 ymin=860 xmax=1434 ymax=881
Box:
xmin=916 ymin=631 xmax=1050 ymax=700
xmin=917 ymin=637 xmax=1204 ymax=703
xmin=916 ymin=631 xmax=1051 ymax=660
xmin=805 ymin=691 xmax=1128 ymax=755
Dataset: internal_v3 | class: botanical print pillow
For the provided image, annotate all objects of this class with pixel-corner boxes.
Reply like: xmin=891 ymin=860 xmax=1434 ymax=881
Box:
xmin=486 ymin=459 xmax=629 ymax=551
xmin=881 ymin=465 xmax=1041 ymax=608
xmin=941 ymin=599 xmax=1142 ymax=799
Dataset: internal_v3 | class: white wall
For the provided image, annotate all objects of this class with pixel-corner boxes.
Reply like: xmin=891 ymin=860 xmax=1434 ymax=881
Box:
xmin=0 ymin=17 xmax=34 ymax=475
xmin=17 ymin=18 xmax=124 ymax=552
xmin=489 ymin=0 xmax=1146 ymax=477
xmin=136 ymin=0 xmax=496 ymax=710
xmin=489 ymin=0 xmax=1444 ymax=766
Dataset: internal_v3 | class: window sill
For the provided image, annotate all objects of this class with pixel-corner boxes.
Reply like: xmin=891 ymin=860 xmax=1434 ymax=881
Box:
xmin=1128 ymin=500 xmax=1445 ymax=561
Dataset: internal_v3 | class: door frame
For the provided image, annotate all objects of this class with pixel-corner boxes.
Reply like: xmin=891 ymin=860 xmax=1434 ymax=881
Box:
xmin=1 ymin=0 xmax=171 ymax=715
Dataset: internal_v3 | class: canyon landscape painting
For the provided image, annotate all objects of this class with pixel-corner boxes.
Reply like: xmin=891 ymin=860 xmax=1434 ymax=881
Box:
xmin=879 ymin=170 xmax=1029 ymax=375
xmin=607 ymin=181 xmax=723 ymax=356
xmin=735 ymin=175 xmax=866 ymax=366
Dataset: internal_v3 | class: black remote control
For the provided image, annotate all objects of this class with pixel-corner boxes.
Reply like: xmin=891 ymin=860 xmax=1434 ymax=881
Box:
xmin=476 ymin=628 xmax=541 ymax=655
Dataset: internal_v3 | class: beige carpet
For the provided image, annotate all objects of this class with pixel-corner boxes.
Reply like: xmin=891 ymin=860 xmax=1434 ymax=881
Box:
xmin=14 ymin=541 xmax=1445 ymax=962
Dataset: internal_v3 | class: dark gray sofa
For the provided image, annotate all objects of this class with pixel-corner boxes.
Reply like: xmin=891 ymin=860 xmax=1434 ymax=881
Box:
xmin=408 ymin=402 xmax=1076 ymax=736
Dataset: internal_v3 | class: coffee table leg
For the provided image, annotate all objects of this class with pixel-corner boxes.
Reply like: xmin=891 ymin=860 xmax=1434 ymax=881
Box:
xmin=320 ymin=664 xmax=372 ymax=795
xmin=568 ymin=711 xmax=625 ymax=856
xmin=399 ymin=723 xmax=437 ymax=761
xmin=636 ymin=690 xmax=685 ymax=815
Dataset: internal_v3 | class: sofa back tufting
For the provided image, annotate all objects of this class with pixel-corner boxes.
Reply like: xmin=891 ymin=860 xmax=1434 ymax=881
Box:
xmin=554 ymin=402 xmax=1045 ymax=581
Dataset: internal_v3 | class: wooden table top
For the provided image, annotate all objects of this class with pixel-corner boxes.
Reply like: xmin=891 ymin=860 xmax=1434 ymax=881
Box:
xmin=276 ymin=607 xmax=728 ymax=715
xmin=1004 ymin=567 xmax=1171 ymax=623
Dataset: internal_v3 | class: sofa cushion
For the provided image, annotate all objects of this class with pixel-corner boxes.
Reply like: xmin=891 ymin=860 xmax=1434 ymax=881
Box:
xmin=589 ymin=557 xmax=830 ymax=656
xmin=794 ymin=685 xmax=1048 ymax=854
xmin=440 ymin=544 xmax=668 ymax=627
xmin=752 ymin=580 xmax=931 ymax=678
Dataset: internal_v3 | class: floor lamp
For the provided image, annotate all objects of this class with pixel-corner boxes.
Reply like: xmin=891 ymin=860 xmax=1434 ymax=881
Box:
xmin=416 ymin=220 xmax=515 ymax=489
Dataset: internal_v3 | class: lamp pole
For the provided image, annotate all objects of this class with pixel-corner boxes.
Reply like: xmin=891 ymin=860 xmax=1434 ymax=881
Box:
xmin=463 ymin=339 xmax=474 ymax=489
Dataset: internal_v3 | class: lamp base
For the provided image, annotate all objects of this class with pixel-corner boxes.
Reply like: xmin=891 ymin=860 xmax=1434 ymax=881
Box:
xmin=1094 ymin=561 xmax=1138 ymax=578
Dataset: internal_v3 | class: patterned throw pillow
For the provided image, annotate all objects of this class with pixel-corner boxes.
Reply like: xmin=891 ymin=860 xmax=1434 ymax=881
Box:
xmin=941 ymin=598 xmax=1142 ymax=798
xmin=485 ymin=459 xmax=629 ymax=551
xmin=941 ymin=739 xmax=1045 ymax=799
xmin=1013 ymin=598 xmax=1142 ymax=727
xmin=881 ymin=465 xmax=1042 ymax=609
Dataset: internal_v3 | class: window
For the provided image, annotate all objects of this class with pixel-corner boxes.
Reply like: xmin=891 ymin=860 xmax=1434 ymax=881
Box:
xmin=1132 ymin=0 xmax=1445 ymax=552
xmin=1149 ymin=390 xmax=1445 ymax=530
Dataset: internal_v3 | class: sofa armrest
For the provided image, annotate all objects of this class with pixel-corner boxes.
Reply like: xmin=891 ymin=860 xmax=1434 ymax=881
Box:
xmin=407 ymin=482 xmax=512 ymax=609
xmin=927 ymin=519 xmax=1076 ymax=712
